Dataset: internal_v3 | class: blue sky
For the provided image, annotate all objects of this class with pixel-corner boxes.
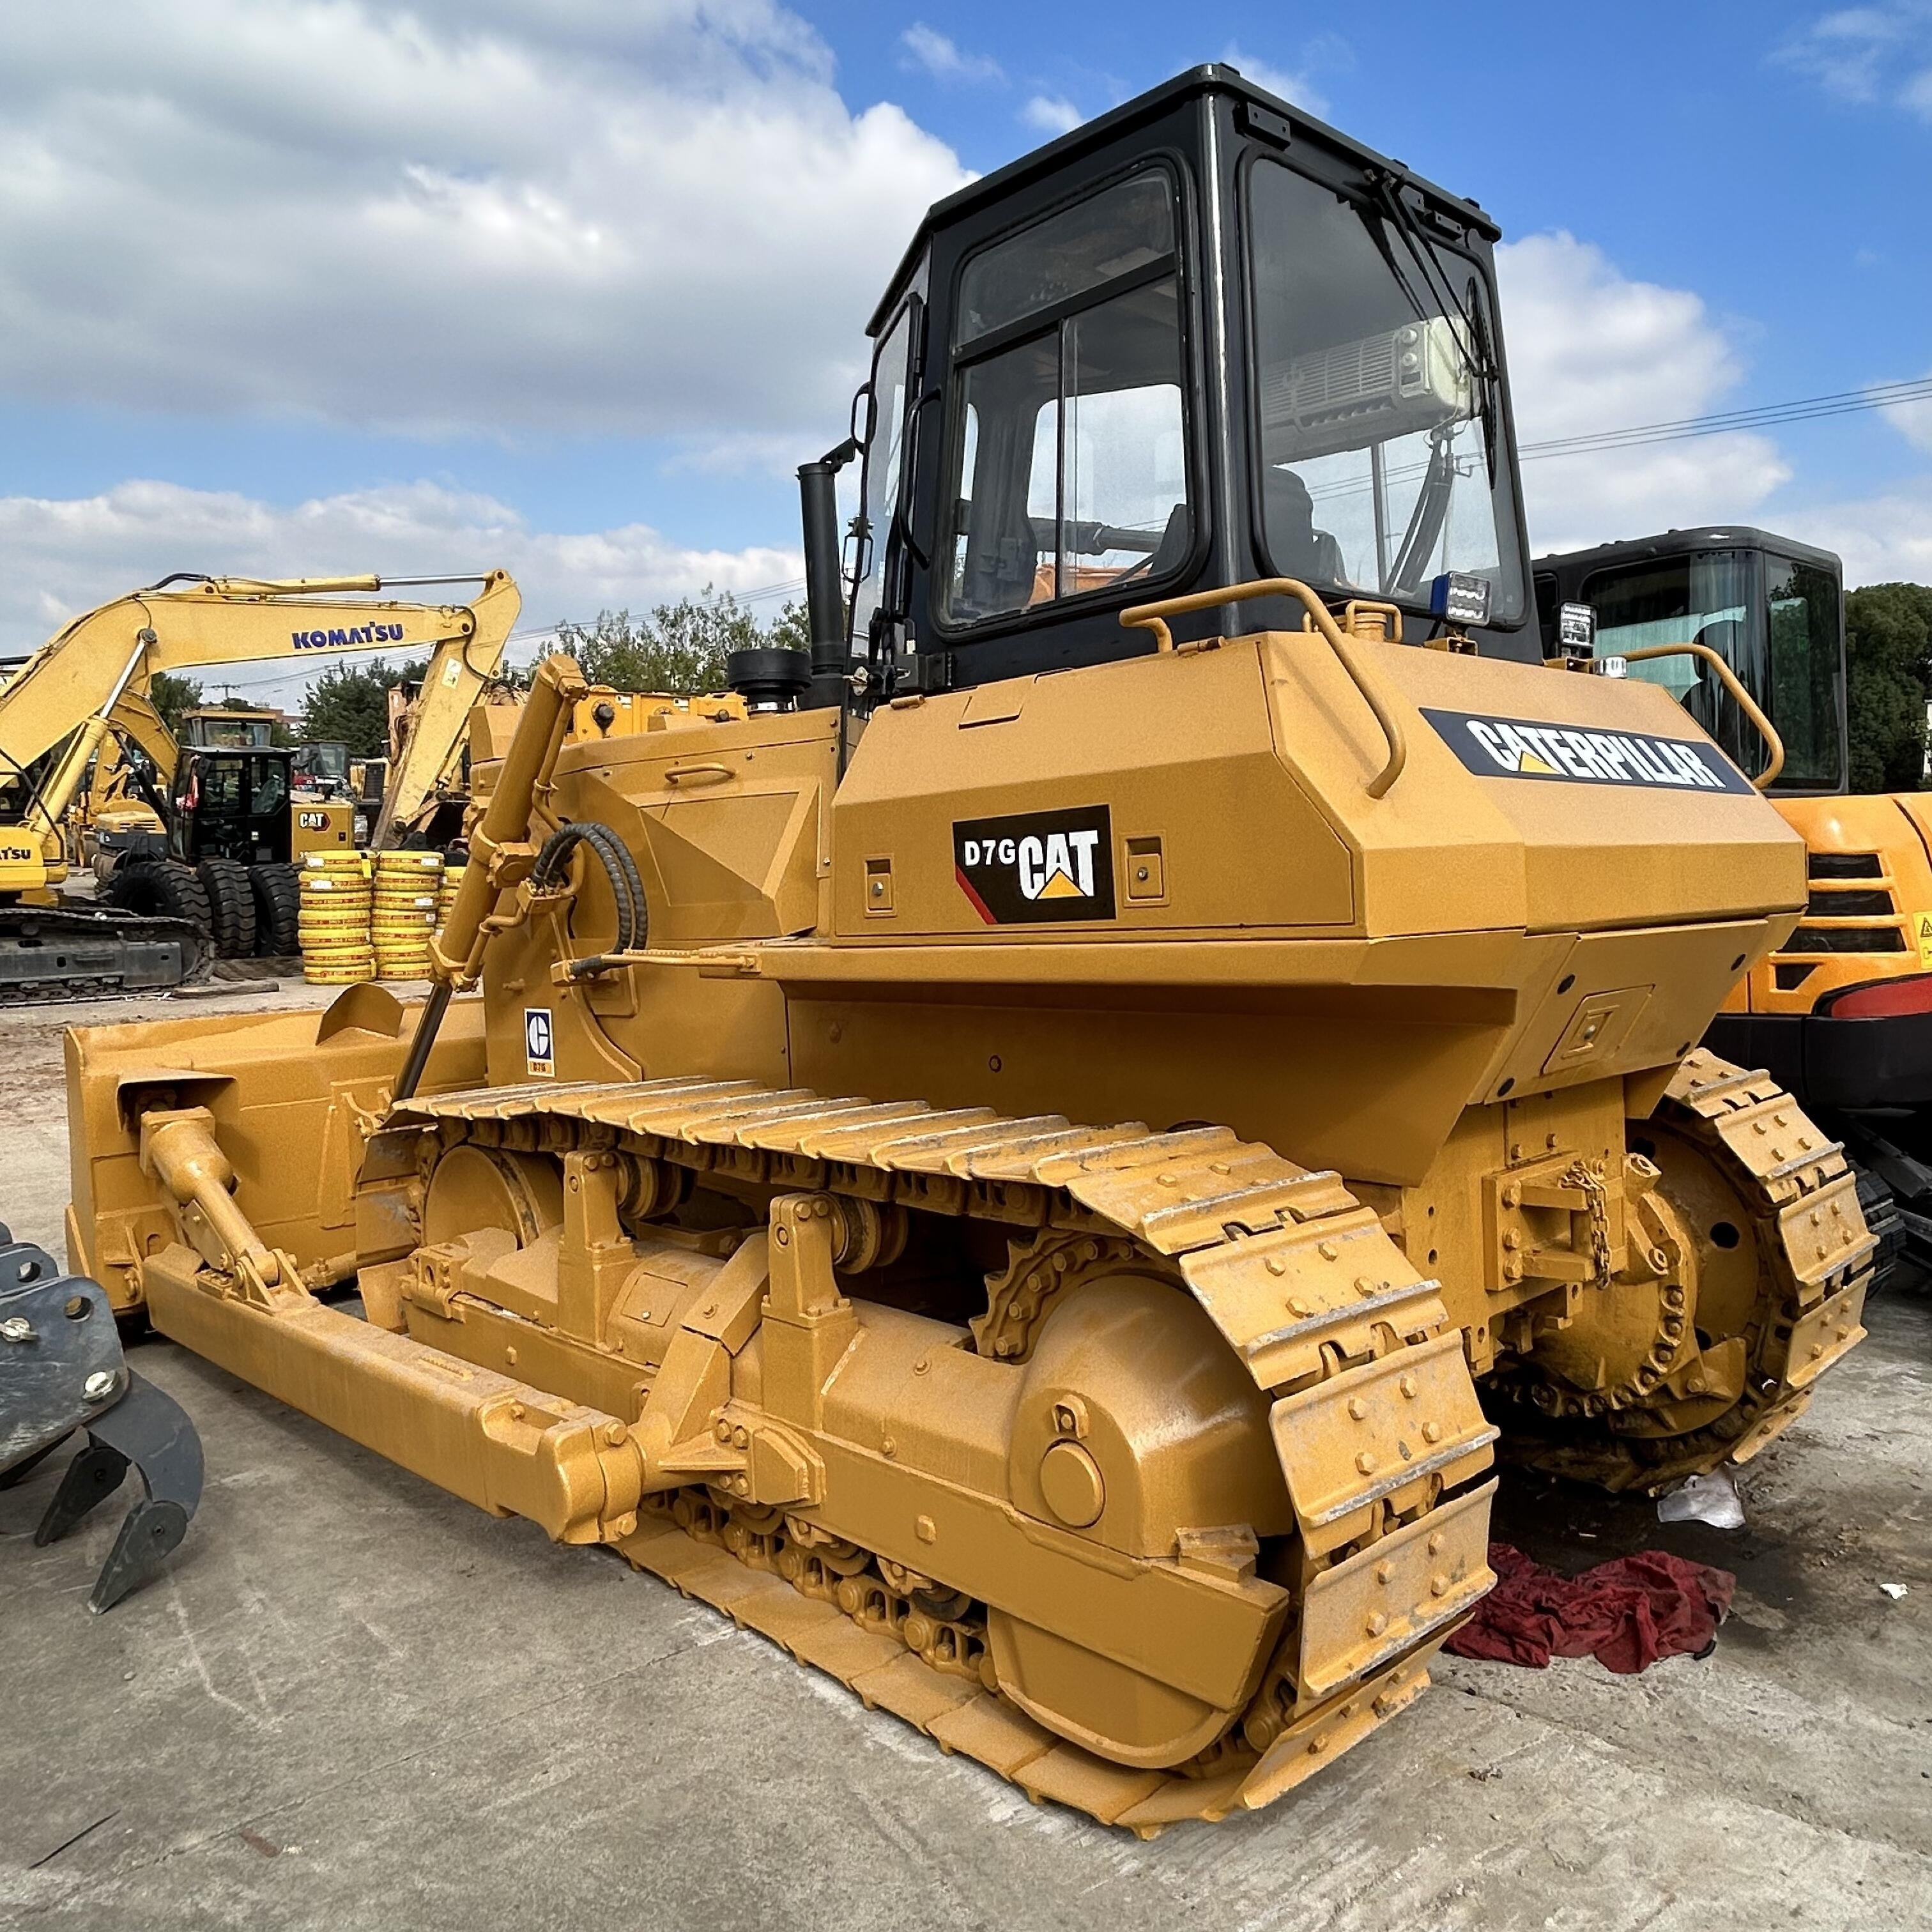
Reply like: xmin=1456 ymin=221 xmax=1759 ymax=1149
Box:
xmin=0 ymin=1 xmax=1925 ymax=693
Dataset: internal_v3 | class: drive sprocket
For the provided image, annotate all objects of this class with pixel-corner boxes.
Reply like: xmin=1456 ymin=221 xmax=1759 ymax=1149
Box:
xmin=1499 ymin=1052 xmax=1873 ymax=1489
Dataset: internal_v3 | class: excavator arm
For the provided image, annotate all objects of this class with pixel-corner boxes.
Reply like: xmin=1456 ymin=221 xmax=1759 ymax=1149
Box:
xmin=369 ymin=570 xmax=519 ymax=846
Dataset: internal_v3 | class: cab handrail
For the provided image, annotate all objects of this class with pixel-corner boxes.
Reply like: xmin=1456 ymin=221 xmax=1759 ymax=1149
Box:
xmin=1121 ymin=578 xmax=1407 ymax=799
xmin=1621 ymin=643 xmax=1785 ymax=791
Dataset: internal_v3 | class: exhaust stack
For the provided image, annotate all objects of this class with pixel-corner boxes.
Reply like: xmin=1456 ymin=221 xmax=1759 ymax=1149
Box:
xmin=798 ymin=440 xmax=857 ymax=712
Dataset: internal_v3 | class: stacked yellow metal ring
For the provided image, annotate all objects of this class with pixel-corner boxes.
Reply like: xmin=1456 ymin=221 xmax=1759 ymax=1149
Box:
xmin=299 ymin=852 xmax=374 ymax=983
xmin=434 ymin=861 xmax=466 ymax=956
xmin=372 ymin=848 xmax=443 ymax=981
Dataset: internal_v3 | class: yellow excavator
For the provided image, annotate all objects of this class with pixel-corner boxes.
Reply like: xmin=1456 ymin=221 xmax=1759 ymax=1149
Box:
xmin=1535 ymin=529 xmax=1926 ymax=1269
xmin=56 ymin=69 xmax=1871 ymax=1818
xmin=0 ymin=570 xmax=518 ymax=997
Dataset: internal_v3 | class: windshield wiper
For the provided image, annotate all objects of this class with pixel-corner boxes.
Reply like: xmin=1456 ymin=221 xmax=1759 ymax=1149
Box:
xmin=1388 ymin=428 xmax=1457 ymax=595
xmin=1363 ymin=172 xmax=1501 ymax=482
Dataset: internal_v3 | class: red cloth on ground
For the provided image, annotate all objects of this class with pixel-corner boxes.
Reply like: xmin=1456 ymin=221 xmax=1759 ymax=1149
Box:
xmin=1445 ymin=1543 xmax=1735 ymax=1674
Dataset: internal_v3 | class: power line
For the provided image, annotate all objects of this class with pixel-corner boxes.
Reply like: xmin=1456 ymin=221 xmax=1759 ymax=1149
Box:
xmin=1298 ymin=373 xmax=1932 ymax=510
xmin=69 ymin=374 xmax=1929 ymax=674
xmin=1519 ymin=374 xmax=1932 ymax=459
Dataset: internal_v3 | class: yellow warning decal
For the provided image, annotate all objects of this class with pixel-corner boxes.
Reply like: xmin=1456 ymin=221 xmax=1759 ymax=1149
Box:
xmin=1915 ymin=912 xmax=1932 ymax=969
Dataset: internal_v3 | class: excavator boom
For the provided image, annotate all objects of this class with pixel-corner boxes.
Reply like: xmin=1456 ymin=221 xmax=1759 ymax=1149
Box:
xmin=369 ymin=571 xmax=519 ymax=846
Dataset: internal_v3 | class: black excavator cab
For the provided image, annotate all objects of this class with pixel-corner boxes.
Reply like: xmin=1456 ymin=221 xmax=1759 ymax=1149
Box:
xmin=1533 ymin=527 xmax=1848 ymax=797
xmin=790 ymin=64 xmax=1539 ymax=714
xmin=169 ymin=747 xmax=295 ymax=867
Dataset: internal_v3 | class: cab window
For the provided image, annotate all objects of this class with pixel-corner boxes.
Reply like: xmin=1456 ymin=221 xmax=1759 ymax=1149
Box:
xmin=1582 ymin=549 xmax=1844 ymax=788
xmin=1584 ymin=552 xmax=1758 ymax=769
xmin=1764 ymin=555 xmax=1843 ymax=790
xmin=251 ymin=760 xmax=288 ymax=817
xmin=849 ymin=297 xmax=919 ymax=652
xmin=940 ymin=168 xmax=1192 ymax=628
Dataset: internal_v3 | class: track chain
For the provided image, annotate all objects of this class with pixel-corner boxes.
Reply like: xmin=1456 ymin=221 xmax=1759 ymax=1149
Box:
xmin=395 ymin=1075 xmax=1501 ymax=1830
xmin=1508 ymin=1049 xmax=1873 ymax=1488
xmin=0 ymin=903 xmax=205 ymax=1004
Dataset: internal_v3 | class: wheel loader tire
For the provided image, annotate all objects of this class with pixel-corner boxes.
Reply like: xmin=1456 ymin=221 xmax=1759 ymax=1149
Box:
xmin=103 ymin=857 xmax=213 ymax=941
xmin=197 ymin=858 xmax=257 ymax=959
xmin=249 ymin=862 xmax=302 ymax=958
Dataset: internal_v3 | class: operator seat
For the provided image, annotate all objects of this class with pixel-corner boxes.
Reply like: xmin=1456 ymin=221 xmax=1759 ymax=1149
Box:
xmin=1262 ymin=465 xmax=1347 ymax=585
xmin=1686 ymin=617 xmax=1745 ymax=742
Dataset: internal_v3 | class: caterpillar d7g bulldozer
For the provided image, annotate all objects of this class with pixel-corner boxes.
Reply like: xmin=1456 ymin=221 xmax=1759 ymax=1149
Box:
xmin=57 ymin=68 xmax=1871 ymax=1831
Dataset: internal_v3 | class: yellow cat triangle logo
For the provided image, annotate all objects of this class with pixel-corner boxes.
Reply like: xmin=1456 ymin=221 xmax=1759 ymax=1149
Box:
xmin=1037 ymin=868 xmax=1085 ymax=899
xmin=1518 ymin=750 xmax=1556 ymax=774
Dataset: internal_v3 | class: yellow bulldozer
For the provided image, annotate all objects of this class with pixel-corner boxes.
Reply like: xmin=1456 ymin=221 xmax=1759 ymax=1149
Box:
xmin=56 ymin=67 xmax=1871 ymax=1825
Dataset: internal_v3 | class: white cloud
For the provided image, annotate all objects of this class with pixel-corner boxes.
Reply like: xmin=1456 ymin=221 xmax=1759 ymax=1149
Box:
xmin=1497 ymin=231 xmax=1790 ymax=552
xmin=0 ymin=479 xmax=801 ymax=672
xmin=0 ymin=2 xmax=968 ymax=445
xmin=1772 ymin=480 xmax=1932 ymax=586
xmin=1775 ymin=4 xmax=1932 ymax=118
xmin=1873 ymin=369 xmax=1932 ymax=451
xmin=1222 ymin=45 xmax=1328 ymax=116
xmin=899 ymin=24 xmax=1002 ymax=84
xmin=1020 ymin=95 xmax=1084 ymax=135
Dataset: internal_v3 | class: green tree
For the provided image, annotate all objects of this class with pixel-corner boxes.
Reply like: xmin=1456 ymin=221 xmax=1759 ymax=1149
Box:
xmin=767 ymin=600 xmax=811 ymax=654
xmin=299 ymin=658 xmax=425 ymax=757
xmin=1846 ymin=583 xmax=1932 ymax=793
xmin=148 ymin=670 xmax=204 ymax=737
xmin=548 ymin=588 xmax=813 ymax=694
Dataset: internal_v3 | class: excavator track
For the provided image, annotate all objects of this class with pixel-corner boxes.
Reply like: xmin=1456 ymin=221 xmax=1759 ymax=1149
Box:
xmin=1503 ymin=1050 xmax=1874 ymax=1490
xmin=0 ymin=901 xmax=204 ymax=1005
xmin=395 ymin=1076 xmax=1503 ymax=1833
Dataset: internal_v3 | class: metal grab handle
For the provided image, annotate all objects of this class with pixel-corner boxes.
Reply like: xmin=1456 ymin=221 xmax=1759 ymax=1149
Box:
xmin=1621 ymin=643 xmax=1784 ymax=791
xmin=664 ymin=763 xmax=733 ymax=786
xmin=1121 ymin=578 xmax=1408 ymax=799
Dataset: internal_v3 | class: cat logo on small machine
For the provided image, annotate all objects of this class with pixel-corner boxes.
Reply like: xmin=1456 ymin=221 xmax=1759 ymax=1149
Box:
xmin=953 ymin=806 xmax=1116 ymax=924
xmin=296 ymin=810 xmax=330 ymax=831
xmin=525 ymin=1008 xmax=555 ymax=1077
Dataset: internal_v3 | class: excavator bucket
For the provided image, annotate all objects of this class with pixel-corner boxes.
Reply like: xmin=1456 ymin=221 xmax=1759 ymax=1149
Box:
xmin=0 ymin=1225 xmax=203 ymax=1611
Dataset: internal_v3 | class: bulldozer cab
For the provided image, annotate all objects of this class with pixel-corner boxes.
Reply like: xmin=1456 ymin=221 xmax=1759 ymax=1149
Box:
xmin=1533 ymin=529 xmax=1848 ymax=796
xmin=843 ymin=65 xmax=1537 ymax=698
xmin=169 ymin=746 xmax=294 ymax=866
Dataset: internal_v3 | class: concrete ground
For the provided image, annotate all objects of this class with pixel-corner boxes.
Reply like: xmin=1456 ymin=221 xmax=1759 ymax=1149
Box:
xmin=2 ymin=986 xmax=1928 ymax=1932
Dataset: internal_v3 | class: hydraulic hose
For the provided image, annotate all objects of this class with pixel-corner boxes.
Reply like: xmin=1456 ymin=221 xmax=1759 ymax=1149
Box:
xmin=530 ymin=820 xmax=648 ymax=969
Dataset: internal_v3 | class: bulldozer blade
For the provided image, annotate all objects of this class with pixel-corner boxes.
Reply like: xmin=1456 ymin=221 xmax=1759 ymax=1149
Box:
xmin=34 ymin=1372 xmax=203 ymax=1612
